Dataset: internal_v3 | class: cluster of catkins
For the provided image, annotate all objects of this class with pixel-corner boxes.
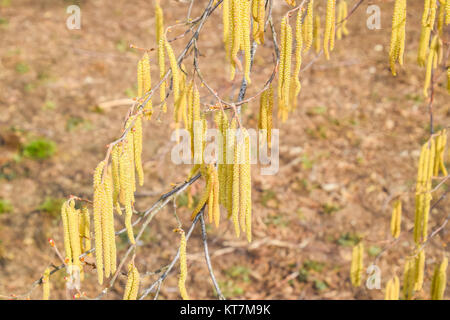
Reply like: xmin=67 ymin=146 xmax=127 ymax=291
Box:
xmin=390 ymin=0 xmax=450 ymax=96
xmin=350 ymin=130 xmax=449 ymax=300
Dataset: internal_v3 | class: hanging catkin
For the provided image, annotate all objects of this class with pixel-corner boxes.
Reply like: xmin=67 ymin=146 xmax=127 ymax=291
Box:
xmin=278 ymin=16 xmax=292 ymax=122
xmin=123 ymin=263 xmax=140 ymax=300
xmin=133 ymin=115 xmax=144 ymax=187
xmin=390 ymin=199 xmax=402 ymax=239
xmin=230 ymin=0 xmax=242 ymax=80
xmin=389 ymin=0 xmax=406 ymax=76
xmin=252 ymin=0 xmax=265 ymax=44
xmin=155 ymin=2 xmax=166 ymax=112
xmin=42 ymin=268 xmax=50 ymax=300
xmin=424 ymin=35 xmax=439 ymax=97
xmin=165 ymin=37 xmax=180 ymax=108
xmin=430 ymin=256 xmax=448 ymax=300
xmin=111 ymin=145 xmax=122 ymax=215
xmin=61 ymin=200 xmax=72 ymax=265
xmin=141 ymin=53 xmax=152 ymax=119
xmin=350 ymin=242 xmax=363 ymax=287
xmin=303 ymin=0 xmax=314 ymax=53
xmin=384 ymin=276 xmax=400 ymax=300
xmin=418 ymin=0 xmax=437 ymax=67
xmin=433 ymin=129 xmax=448 ymax=176
xmin=231 ymin=130 xmax=242 ymax=237
xmin=336 ymin=0 xmax=349 ymax=40
xmin=242 ymin=0 xmax=252 ymax=84
xmin=226 ymin=118 xmax=237 ymax=217
xmin=293 ymin=10 xmax=303 ymax=109
xmin=178 ymin=229 xmax=189 ymax=300
xmin=403 ymin=258 xmax=415 ymax=300
xmin=313 ymin=15 xmax=321 ymax=53
xmin=119 ymin=139 xmax=136 ymax=245
xmin=414 ymin=138 xmax=435 ymax=244
xmin=446 ymin=0 xmax=450 ymax=24
xmin=324 ymin=0 xmax=336 ymax=60
xmin=67 ymin=200 xmax=82 ymax=271
xmin=93 ymin=163 xmax=105 ymax=284
xmin=414 ymin=248 xmax=425 ymax=291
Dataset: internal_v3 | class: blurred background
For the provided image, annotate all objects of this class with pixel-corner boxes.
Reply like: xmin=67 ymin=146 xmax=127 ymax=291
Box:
xmin=0 ymin=0 xmax=448 ymax=299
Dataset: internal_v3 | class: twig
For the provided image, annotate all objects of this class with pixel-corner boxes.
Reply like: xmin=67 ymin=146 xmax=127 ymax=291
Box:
xmin=200 ymin=212 xmax=225 ymax=300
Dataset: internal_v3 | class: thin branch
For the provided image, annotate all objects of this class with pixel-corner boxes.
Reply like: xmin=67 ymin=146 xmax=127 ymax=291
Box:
xmin=200 ymin=212 xmax=225 ymax=300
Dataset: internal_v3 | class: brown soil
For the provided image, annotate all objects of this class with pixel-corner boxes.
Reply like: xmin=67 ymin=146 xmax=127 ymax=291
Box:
xmin=0 ymin=0 xmax=448 ymax=300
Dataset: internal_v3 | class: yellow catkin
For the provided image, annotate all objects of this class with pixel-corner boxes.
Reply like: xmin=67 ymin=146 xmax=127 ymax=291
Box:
xmin=350 ymin=242 xmax=363 ymax=287
xmin=422 ymin=139 xmax=435 ymax=242
xmin=191 ymin=176 xmax=211 ymax=220
xmin=385 ymin=276 xmax=400 ymax=300
xmin=226 ymin=119 xmax=237 ymax=217
xmin=238 ymin=130 xmax=248 ymax=233
xmin=223 ymin=0 xmax=230 ymax=46
xmin=403 ymin=258 xmax=416 ymax=300
xmin=431 ymin=256 xmax=448 ymax=300
xmin=133 ymin=115 xmax=144 ymax=187
xmin=337 ymin=0 xmax=348 ymax=40
xmin=285 ymin=0 xmax=296 ymax=6
xmin=219 ymin=111 xmax=229 ymax=207
xmin=141 ymin=52 xmax=152 ymax=119
xmin=433 ymin=130 xmax=447 ymax=176
xmin=389 ymin=0 xmax=406 ymax=76
xmin=130 ymin=265 xmax=140 ymax=300
xmin=278 ymin=16 xmax=287 ymax=119
xmin=252 ymin=0 xmax=265 ymax=44
xmin=293 ymin=10 xmax=303 ymax=107
xmin=103 ymin=169 xmax=116 ymax=277
xmin=283 ymin=18 xmax=293 ymax=116
xmin=111 ymin=145 xmax=122 ymax=215
xmin=67 ymin=200 xmax=81 ymax=270
xmin=61 ymin=201 xmax=72 ymax=264
xmin=278 ymin=16 xmax=292 ymax=121
xmin=324 ymin=0 xmax=336 ymax=60
xmin=267 ymin=84 xmax=273 ymax=148
xmin=434 ymin=129 xmax=448 ymax=176
xmin=244 ymin=133 xmax=252 ymax=242
xmin=158 ymin=40 xmax=166 ymax=113
xmin=414 ymin=139 xmax=435 ymax=244
xmin=390 ymin=199 xmax=402 ymax=239
xmin=314 ymin=15 xmax=321 ymax=53
xmin=303 ymin=0 xmax=314 ymax=52
xmin=230 ymin=0 xmax=242 ymax=80
xmin=119 ymin=140 xmax=135 ymax=244
xmin=424 ymin=35 xmax=439 ymax=97
xmin=178 ymin=230 xmax=189 ymax=300
xmin=231 ymin=130 xmax=242 ymax=238
xmin=123 ymin=263 xmax=140 ymax=300
xmin=414 ymin=248 xmax=426 ymax=291
xmin=165 ymin=38 xmax=180 ymax=108
xmin=209 ymin=165 xmax=220 ymax=228
xmin=156 ymin=3 xmax=166 ymax=111
xmin=418 ymin=0 xmax=437 ymax=66
xmin=42 ymin=268 xmax=50 ymax=300
xmin=242 ymin=0 xmax=251 ymax=84
xmin=438 ymin=0 xmax=445 ymax=35
xmin=93 ymin=188 xmax=104 ymax=284
xmin=446 ymin=0 xmax=450 ymax=24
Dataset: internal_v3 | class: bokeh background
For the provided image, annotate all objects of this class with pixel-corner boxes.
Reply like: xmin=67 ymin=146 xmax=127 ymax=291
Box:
xmin=0 ymin=0 xmax=449 ymax=299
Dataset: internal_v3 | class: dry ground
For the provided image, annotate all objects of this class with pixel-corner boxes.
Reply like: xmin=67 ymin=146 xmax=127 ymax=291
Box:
xmin=0 ymin=0 xmax=449 ymax=300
